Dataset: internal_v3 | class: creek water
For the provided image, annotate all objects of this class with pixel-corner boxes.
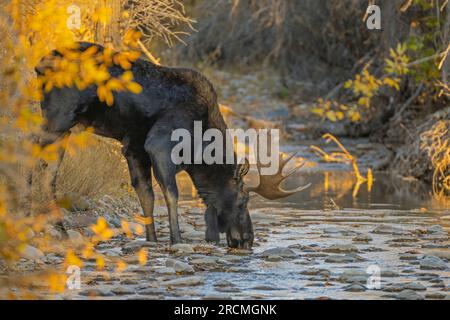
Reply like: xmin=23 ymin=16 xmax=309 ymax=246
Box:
xmin=55 ymin=140 xmax=450 ymax=300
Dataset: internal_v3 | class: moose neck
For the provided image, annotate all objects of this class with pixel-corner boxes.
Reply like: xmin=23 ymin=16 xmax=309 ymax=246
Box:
xmin=186 ymin=163 xmax=236 ymax=206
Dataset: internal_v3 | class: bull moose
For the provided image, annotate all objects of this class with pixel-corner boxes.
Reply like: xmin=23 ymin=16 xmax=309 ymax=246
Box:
xmin=32 ymin=42 xmax=308 ymax=249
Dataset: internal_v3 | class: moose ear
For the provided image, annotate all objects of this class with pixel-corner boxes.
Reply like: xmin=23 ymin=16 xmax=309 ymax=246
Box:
xmin=234 ymin=159 xmax=250 ymax=180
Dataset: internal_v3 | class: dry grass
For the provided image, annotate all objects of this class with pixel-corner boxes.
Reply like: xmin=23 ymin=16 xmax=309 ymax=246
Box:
xmin=122 ymin=0 xmax=195 ymax=47
xmin=56 ymin=135 xmax=131 ymax=200
xmin=420 ymin=120 xmax=450 ymax=196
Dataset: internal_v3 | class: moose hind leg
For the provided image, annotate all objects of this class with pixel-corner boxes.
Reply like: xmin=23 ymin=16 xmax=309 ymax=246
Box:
xmin=123 ymin=147 xmax=157 ymax=242
xmin=31 ymin=133 xmax=69 ymax=237
xmin=145 ymin=134 xmax=181 ymax=244
xmin=205 ymin=206 xmax=220 ymax=244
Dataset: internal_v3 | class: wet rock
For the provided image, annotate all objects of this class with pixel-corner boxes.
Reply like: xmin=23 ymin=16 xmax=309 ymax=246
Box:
xmin=190 ymin=256 xmax=219 ymax=267
xmin=371 ymin=225 xmax=409 ymax=235
xmin=425 ymin=292 xmax=446 ymax=299
xmin=171 ymin=244 xmax=194 ymax=254
xmin=428 ymin=250 xmax=450 ymax=261
xmin=362 ymin=246 xmax=386 ymax=252
xmin=324 ymin=245 xmax=359 ymax=253
xmin=420 ymin=255 xmax=448 ymax=270
xmin=251 ymin=285 xmax=281 ymax=291
xmin=322 ymin=227 xmax=352 ymax=235
xmin=67 ymin=230 xmax=84 ymax=243
xmin=122 ymin=240 xmax=157 ymax=254
xmin=215 ymin=286 xmax=241 ymax=293
xmin=22 ymin=245 xmax=44 ymax=261
xmin=64 ymin=212 xmax=98 ymax=229
xmin=111 ymin=287 xmax=136 ymax=295
xmin=399 ymin=254 xmax=421 ymax=261
xmin=426 ymin=225 xmax=445 ymax=234
xmin=219 ymin=255 xmax=245 ymax=263
xmin=344 ymin=284 xmax=366 ymax=292
xmin=152 ymin=267 xmax=176 ymax=275
xmin=260 ymin=247 xmax=297 ymax=260
xmin=384 ymin=283 xmax=426 ymax=292
xmin=162 ymin=276 xmax=205 ymax=287
xmin=214 ymin=280 xmax=234 ymax=287
xmin=300 ymin=268 xmax=331 ymax=277
xmin=138 ymin=288 xmax=165 ymax=296
xmin=338 ymin=270 xmax=368 ymax=284
xmin=203 ymin=294 xmax=232 ymax=300
xmin=165 ymin=259 xmax=194 ymax=274
xmin=396 ymin=290 xmax=424 ymax=300
xmin=381 ymin=270 xmax=399 ymax=277
xmin=120 ymin=279 xmax=139 ymax=285
xmin=79 ymin=288 xmax=115 ymax=297
xmin=325 ymin=253 xmax=365 ymax=263
xmin=352 ymin=234 xmax=372 ymax=243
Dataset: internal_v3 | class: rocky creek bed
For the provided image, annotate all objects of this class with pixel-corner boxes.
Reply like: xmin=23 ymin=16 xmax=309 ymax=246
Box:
xmin=21 ymin=169 xmax=449 ymax=300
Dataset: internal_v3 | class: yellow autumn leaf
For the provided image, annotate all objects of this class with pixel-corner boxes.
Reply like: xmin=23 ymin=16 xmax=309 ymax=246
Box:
xmin=138 ymin=248 xmax=148 ymax=266
xmin=96 ymin=256 xmax=105 ymax=270
xmin=126 ymin=82 xmax=142 ymax=94
xmin=65 ymin=249 xmax=83 ymax=268
xmin=116 ymin=260 xmax=127 ymax=272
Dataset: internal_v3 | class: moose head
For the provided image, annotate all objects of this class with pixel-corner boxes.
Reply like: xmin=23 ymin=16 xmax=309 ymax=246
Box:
xmin=213 ymin=153 xmax=310 ymax=249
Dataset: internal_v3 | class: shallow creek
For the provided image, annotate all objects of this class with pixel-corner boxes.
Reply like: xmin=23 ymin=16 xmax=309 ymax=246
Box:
xmin=56 ymin=140 xmax=450 ymax=300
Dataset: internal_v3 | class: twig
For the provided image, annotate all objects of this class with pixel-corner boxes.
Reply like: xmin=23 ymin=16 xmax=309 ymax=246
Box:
xmin=392 ymin=83 xmax=424 ymax=122
xmin=137 ymin=40 xmax=161 ymax=65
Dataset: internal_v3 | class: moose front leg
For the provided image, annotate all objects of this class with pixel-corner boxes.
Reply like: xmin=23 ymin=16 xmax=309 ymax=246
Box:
xmin=145 ymin=135 xmax=182 ymax=244
xmin=205 ymin=206 xmax=220 ymax=244
xmin=123 ymin=147 xmax=157 ymax=242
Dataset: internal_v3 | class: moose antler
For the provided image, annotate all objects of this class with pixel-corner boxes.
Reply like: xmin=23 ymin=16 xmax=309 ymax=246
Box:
xmin=245 ymin=152 xmax=311 ymax=200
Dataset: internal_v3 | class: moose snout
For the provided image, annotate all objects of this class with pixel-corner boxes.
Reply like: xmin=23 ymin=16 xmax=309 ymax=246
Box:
xmin=226 ymin=228 xmax=254 ymax=249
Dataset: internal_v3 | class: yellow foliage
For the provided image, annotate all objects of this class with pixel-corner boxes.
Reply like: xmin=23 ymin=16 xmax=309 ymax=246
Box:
xmin=138 ymin=248 xmax=148 ymax=266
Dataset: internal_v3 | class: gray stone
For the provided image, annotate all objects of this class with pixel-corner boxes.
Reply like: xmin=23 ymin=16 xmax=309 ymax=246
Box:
xmin=79 ymin=288 xmax=115 ymax=297
xmin=425 ymin=292 xmax=446 ymax=299
xmin=324 ymin=245 xmax=359 ymax=253
xmin=171 ymin=243 xmax=195 ymax=254
xmin=396 ymin=290 xmax=424 ymax=300
xmin=162 ymin=276 xmax=205 ymax=287
xmin=300 ymin=268 xmax=331 ymax=276
xmin=261 ymin=247 xmax=297 ymax=259
xmin=22 ymin=245 xmax=44 ymax=261
xmin=325 ymin=253 xmax=364 ymax=263
xmin=67 ymin=230 xmax=84 ymax=243
xmin=344 ymin=284 xmax=366 ymax=292
xmin=152 ymin=267 xmax=176 ymax=275
xmin=111 ymin=287 xmax=136 ymax=295
xmin=165 ymin=259 xmax=194 ymax=274
xmin=352 ymin=234 xmax=372 ymax=243
xmin=420 ymin=255 xmax=448 ymax=270
xmin=214 ymin=280 xmax=234 ymax=287
xmin=372 ymin=225 xmax=409 ymax=235
xmin=338 ymin=270 xmax=368 ymax=284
